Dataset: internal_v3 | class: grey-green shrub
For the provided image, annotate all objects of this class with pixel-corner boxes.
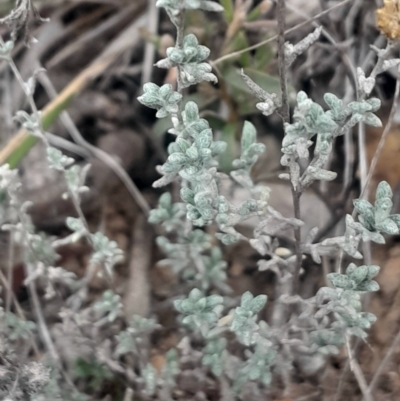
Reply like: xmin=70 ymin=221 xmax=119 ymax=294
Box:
xmin=138 ymin=0 xmax=400 ymax=397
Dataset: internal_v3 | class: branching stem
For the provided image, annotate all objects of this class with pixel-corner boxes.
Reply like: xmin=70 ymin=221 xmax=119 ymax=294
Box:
xmin=346 ymin=335 xmax=373 ymax=401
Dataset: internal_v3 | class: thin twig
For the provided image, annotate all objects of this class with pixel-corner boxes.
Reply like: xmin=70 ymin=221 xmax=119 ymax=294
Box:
xmin=355 ymin=44 xmax=392 ymax=203
xmin=175 ymin=0 xmax=186 ymax=94
xmin=141 ymin=0 xmax=159 ymax=86
xmin=211 ymin=0 xmax=353 ymax=65
xmin=370 ymin=42 xmax=393 ymax=80
xmin=45 ymin=132 xmax=91 ymax=158
xmin=290 ymin=188 xmax=302 ymax=295
xmin=1 ymin=33 xmax=67 ymax=371
xmin=275 ymin=0 xmax=302 ymax=294
xmin=0 ymin=269 xmax=41 ymax=358
xmin=359 ymin=63 xmax=400 ymax=200
xmin=285 ymin=2 xmax=358 ymax=89
xmin=358 ymin=121 xmax=372 ymax=265
xmin=346 ymin=335 xmax=373 ymax=401
xmin=66 ymin=183 xmax=117 ymax=290
xmin=37 ymin=71 xmax=151 ymax=215
xmin=276 ymin=0 xmax=289 ymax=123
xmin=334 ymin=357 xmax=350 ymax=401
xmin=6 ymin=230 xmax=14 ymax=313
xmin=361 ymin=35 xmax=386 ymax=75
xmin=0 ymin=37 xmax=49 ymax=149
xmin=25 ymin=263 xmax=60 ymax=363
xmin=342 ymin=113 xmax=355 ymax=197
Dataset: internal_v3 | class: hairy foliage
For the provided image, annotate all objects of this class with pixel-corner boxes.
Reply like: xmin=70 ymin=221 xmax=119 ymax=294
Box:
xmin=0 ymin=0 xmax=398 ymax=400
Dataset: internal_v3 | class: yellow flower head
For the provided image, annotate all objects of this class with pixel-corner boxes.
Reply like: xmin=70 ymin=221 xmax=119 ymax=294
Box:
xmin=376 ymin=0 xmax=400 ymax=40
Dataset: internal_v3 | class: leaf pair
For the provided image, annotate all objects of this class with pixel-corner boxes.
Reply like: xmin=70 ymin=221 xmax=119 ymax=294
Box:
xmin=328 ymin=263 xmax=380 ymax=293
xmin=354 ymin=181 xmax=400 ymax=236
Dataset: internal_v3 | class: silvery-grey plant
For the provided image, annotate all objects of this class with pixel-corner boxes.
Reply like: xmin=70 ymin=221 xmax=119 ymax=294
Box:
xmin=139 ymin=0 xmax=400 ymax=398
xmin=0 ymin=2 xmax=185 ymax=397
xmin=0 ymin=0 xmax=399 ymax=399
xmin=0 ymin=5 xmax=129 ymax=400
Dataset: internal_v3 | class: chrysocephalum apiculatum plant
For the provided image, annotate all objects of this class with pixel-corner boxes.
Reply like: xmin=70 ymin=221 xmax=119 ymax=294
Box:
xmin=0 ymin=2 xmax=184 ymax=400
xmin=139 ymin=0 xmax=400 ymax=397
xmin=0 ymin=75 xmax=125 ymax=401
xmin=0 ymin=4 xmax=132 ymax=399
xmin=0 ymin=0 xmax=399 ymax=399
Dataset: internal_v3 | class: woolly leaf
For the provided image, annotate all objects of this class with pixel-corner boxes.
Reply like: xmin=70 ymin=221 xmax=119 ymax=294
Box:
xmin=363 ymin=112 xmax=382 ymax=127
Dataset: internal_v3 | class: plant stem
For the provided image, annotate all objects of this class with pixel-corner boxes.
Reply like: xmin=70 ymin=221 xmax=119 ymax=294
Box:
xmin=276 ymin=0 xmax=289 ymax=123
xmin=276 ymin=0 xmax=302 ymax=294
xmin=291 ymin=189 xmax=302 ymax=294
xmin=175 ymin=0 xmax=186 ymax=94
xmin=38 ymin=70 xmax=150 ymax=215
xmin=346 ymin=334 xmax=373 ymax=401
xmin=359 ymin=63 xmax=400 ymax=201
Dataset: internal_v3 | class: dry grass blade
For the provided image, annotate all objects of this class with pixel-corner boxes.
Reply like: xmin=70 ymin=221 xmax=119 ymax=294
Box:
xmin=0 ymin=0 xmax=147 ymax=168
xmin=141 ymin=0 xmax=159 ymax=86
xmin=46 ymin=2 xmax=141 ymax=69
